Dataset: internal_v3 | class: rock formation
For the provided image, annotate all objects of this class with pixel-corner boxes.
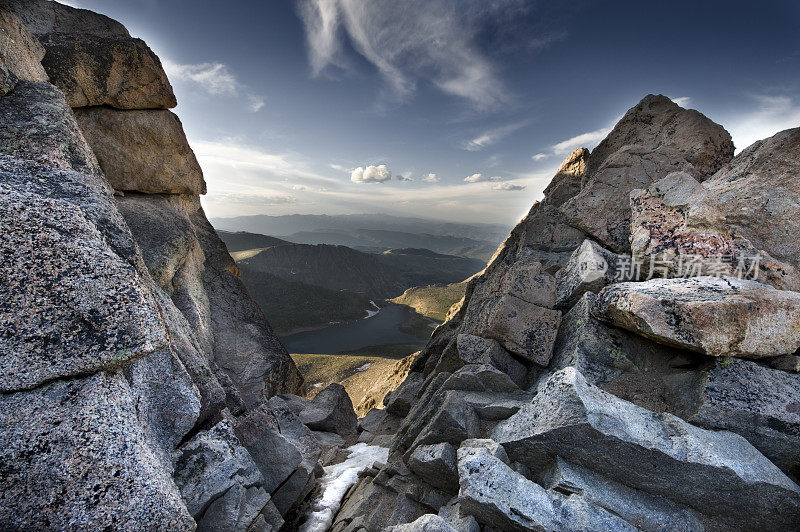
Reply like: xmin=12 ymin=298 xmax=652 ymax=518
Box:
xmin=3 ymin=2 xmax=800 ymax=531
xmin=328 ymin=95 xmax=800 ymax=531
xmin=0 ymin=2 xmax=345 ymax=530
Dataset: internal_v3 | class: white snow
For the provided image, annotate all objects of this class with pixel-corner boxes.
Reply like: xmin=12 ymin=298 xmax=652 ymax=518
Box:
xmin=355 ymin=363 xmax=371 ymax=372
xmin=363 ymin=300 xmax=381 ymax=319
xmin=298 ymin=443 xmax=390 ymax=532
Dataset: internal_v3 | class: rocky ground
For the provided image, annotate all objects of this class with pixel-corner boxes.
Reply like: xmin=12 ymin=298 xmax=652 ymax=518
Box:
xmin=2 ymin=1 xmax=800 ymax=531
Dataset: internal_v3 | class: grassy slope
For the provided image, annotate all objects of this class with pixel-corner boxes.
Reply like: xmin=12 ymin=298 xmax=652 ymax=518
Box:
xmin=391 ymin=281 xmax=467 ymax=321
xmin=217 ymin=230 xmax=292 ymax=252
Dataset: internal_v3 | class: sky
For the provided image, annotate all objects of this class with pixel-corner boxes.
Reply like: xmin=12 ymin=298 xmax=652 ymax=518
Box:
xmin=63 ymin=0 xmax=800 ymax=225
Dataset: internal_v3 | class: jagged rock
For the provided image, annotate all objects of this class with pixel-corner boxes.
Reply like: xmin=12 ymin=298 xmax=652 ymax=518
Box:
xmin=441 ymin=364 xmax=520 ymax=394
xmin=513 ymin=204 xmax=588 ymax=269
xmin=0 ymin=372 xmax=194 ymax=530
xmin=266 ymin=397 xmax=322 ymax=515
xmin=457 ymin=440 xmax=635 ymax=532
xmin=0 ymin=156 xmax=168 ymax=392
xmin=409 ymin=391 xmax=479 ymax=450
xmin=360 ymin=408 xmax=390 ymax=434
xmin=704 ymin=127 xmax=800 ymax=272
xmin=555 ymin=239 xmax=622 ymax=308
xmin=493 ymin=368 xmax=800 ymax=530
xmin=39 ymin=33 xmax=177 ymax=109
xmin=456 ymin=334 xmax=527 ymax=387
xmin=385 ymin=371 xmax=425 ymax=417
xmin=124 ymin=348 xmax=202 ymax=470
xmin=686 ymin=357 xmax=800 ymax=481
xmin=281 ymin=383 xmax=357 ymax=436
xmin=117 ymin=193 xmax=200 ymax=289
xmin=437 ymin=499 xmax=480 ymax=532
xmin=0 ymin=81 xmax=101 ymax=175
xmin=541 ymin=456 xmax=704 ymax=531
xmin=173 ymin=419 xmax=272 ymax=529
xmin=74 ymin=107 xmax=205 ymax=194
xmin=2 ymin=0 xmax=130 ymax=38
xmin=191 ymin=204 xmax=302 ymax=403
xmin=357 ymin=352 xmax=418 ymax=416
xmin=387 ymin=514 xmax=458 ymax=532
xmin=232 ymin=402 xmax=304 ymax=494
xmin=560 ymin=94 xmax=734 ymax=252
xmin=593 ymin=276 xmax=800 ymax=358
xmin=407 ymin=442 xmax=459 ymax=492
xmin=541 ymin=147 xmax=588 ymax=208
xmin=548 ymin=292 xmax=706 ymax=416
xmin=0 ymin=7 xmax=47 ymax=95
xmin=467 ymin=294 xmax=561 ymax=366
xmin=199 ymin=483 xmax=283 ymax=532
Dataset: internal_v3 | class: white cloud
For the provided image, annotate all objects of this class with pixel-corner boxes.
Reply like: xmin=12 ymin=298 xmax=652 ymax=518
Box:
xmin=552 ymin=126 xmax=613 ymax=155
xmin=421 ymin=173 xmax=439 ymax=183
xmin=726 ymin=95 xmax=800 ymax=153
xmin=292 ymin=184 xmax=311 ymax=191
xmin=464 ymin=173 xmax=486 ymax=183
xmin=351 ymin=164 xmax=392 ymax=184
xmin=329 ymin=163 xmax=350 ymax=172
xmin=489 ymin=176 xmax=503 ymax=182
xmin=491 ymin=182 xmax=526 ymax=191
xmin=297 ymin=0 xmax=514 ymax=107
xmin=397 ymin=172 xmax=414 ymax=182
xmin=531 ymin=153 xmax=548 ymax=161
xmin=463 ymin=122 xmax=527 ymax=151
xmin=671 ymin=96 xmax=691 ymax=108
xmin=163 ymin=59 xmax=265 ymax=112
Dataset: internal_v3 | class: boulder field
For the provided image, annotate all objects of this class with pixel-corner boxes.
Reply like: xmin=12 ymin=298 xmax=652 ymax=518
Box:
xmin=2 ymin=1 xmax=800 ymax=531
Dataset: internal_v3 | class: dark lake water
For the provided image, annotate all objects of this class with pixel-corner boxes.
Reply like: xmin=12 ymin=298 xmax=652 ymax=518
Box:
xmin=281 ymin=304 xmax=424 ymax=354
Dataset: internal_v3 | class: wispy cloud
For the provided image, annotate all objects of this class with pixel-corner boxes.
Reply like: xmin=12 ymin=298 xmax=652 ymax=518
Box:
xmin=726 ymin=94 xmax=800 ymax=153
xmin=464 ymin=173 xmax=486 ymax=183
xmin=491 ymin=182 xmax=526 ymax=191
xmin=397 ymin=172 xmax=414 ymax=182
xmin=421 ymin=173 xmax=439 ymax=183
xmin=531 ymin=152 xmax=548 ymax=161
xmin=296 ymin=0 xmax=544 ymax=107
xmin=552 ymin=126 xmax=613 ymax=155
xmin=463 ymin=121 xmax=527 ymax=151
xmin=210 ymin=192 xmax=297 ymax=205
xmin=163 ymin=59 xmax=265 ymax=113
xmin=351 ymin=164 xmax=392 ymax=184
xmin=671 ymin=96 xmax=692 ymax=107
xmin=329 ymin=163 xmax=350 ymax=173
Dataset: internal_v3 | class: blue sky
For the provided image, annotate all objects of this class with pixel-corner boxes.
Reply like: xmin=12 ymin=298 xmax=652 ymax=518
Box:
xmin=64 ymin=0 xmax=800 ymax=224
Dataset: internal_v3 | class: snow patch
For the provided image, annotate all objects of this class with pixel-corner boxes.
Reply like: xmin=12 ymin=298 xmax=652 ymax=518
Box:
xmin=299 ymin=443 xmax=390 ymax=532
xmin=363 ymin=300 xmax=381 ymax=319
xmin=355 ymin=363 xmax=371 ymax=372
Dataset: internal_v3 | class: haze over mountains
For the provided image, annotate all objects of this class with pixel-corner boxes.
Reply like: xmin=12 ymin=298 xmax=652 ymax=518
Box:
xmin=212 ymin=213 xmax=509 ymax=261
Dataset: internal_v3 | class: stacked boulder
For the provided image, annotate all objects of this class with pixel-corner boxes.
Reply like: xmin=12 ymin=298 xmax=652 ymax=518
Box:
xmin=0 ymin=2 xmax=362 ymax=529
xmin=335 ymin=95 xmax=800 ymax=531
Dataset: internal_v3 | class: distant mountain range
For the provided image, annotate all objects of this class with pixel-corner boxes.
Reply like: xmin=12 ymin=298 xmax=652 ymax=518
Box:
xmin=212 ymin=214 xmax=508 ymax=261
xmin=217 ymin=230 xmax=486 ymax=334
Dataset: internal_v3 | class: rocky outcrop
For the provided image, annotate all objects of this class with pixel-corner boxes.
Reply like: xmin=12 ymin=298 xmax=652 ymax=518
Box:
xmin=560 ymin=95 xmax=734 ymax=253
xmin=593 ymin=276 xmax=800 ymax=358
xmin=0 ymin=2 xmax=310 ymax=529
xmin=331 ymin=94 xmax=800 ymax=532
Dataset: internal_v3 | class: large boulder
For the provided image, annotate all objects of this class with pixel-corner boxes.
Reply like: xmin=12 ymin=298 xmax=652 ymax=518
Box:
xmin=0 ymin=81 xmax=101 ymax=175
xmin=0 ymin=7 xmax=47 ymax=95
xmin=455 ymin=334 xmax=527 ymax=388
xmin=407 ymin=442 xmax=459 ymax=492
xmin=554 ymin=239 xmax=623 ymax=309
xmin=560 ymin=94 xmax=734 ymax=252
xmin=457 ymin=440 xmax=635 ymax=531
xmin=493 ymin=368 xmax=800 ymax=530
xmin=592 ymin=276 xmax=800 ymax=358
xmin=282 ymin=383 xmax=358 ymax=437
xmin=0 ymin=372 xmax=194 ymax=530
xmin=2 ymin=0 xmax=130 ymax=38
xmin=39 ymin=33 xmax=176 ymax=109
xmin=74 ymin=107 xmax=206 ymax=194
